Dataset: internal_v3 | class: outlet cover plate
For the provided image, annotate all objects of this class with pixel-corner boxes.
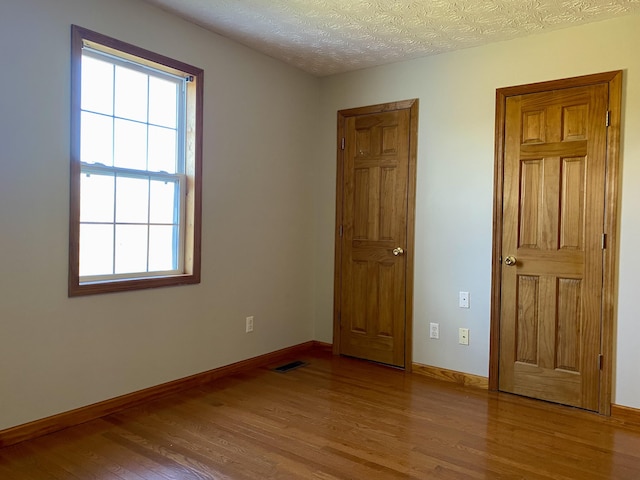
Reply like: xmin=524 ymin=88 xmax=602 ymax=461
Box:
xmin=459 ymin=328 xmax=469 ymax=345
xmin=459 ymin=291 xmax=469 ymax=308
xmin=430 ymin=322 xmax=439 ymax=339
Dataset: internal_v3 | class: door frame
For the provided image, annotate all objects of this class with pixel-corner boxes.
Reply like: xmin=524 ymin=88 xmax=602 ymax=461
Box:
xmin=489 ymin=71 xmax=623 ymax=414
xmin=332 ymin=99 xmax=419 ymax=371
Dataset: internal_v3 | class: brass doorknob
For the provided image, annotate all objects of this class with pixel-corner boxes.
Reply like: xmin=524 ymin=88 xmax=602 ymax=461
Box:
xmin=504 ymin=256 xmax=517 ymax=266
xmin=393 ymin=247 xmax=404 ymax=256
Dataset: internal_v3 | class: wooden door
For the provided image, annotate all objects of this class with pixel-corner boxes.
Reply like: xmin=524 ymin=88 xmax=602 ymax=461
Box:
xmin=497 ymin=80 xmax=614 ymax=411
xmin=334 ymin=100 xmax=418 ymax=368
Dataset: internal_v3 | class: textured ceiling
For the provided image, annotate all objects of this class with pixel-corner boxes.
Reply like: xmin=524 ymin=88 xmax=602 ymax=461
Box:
xmin=143 ymin=0 xmax=640 ymax=76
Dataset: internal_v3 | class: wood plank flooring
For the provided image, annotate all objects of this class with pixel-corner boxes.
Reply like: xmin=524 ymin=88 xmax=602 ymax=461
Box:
xmin=1 ymin=348 xmax=639 ymax=479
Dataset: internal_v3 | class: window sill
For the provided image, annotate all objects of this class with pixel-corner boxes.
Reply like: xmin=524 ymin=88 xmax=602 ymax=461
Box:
xmin=69 ymin=272 xmax=200 ymax=297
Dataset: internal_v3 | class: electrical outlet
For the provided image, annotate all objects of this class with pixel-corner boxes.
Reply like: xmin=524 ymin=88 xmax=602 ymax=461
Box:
xmin=459 ymin=291 xmax=469 ymax=309
xmin=430 ymin=322 xmax=439 ymax=339
xmin=459 ymin=328 xmax=469 ymax=345
xmin=245 ymin=316 xmax=254 ymax=333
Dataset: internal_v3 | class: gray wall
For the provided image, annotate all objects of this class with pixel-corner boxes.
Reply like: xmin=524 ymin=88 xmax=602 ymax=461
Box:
xmin=0 ymin=0 xmax=319 ymax=430
xmin=315 ymin=14 xmax=640 ymax=409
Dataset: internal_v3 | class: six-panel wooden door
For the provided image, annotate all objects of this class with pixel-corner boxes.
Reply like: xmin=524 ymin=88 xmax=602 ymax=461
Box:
xmin=498 ymin=84 xmax=609 ymax=410
xmin=335 ymin=101 xmax=417 ymax=368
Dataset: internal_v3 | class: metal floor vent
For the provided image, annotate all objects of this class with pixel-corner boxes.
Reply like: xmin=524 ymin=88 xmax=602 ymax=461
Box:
xmin=272 ymin=360 xmax=308 ymax=373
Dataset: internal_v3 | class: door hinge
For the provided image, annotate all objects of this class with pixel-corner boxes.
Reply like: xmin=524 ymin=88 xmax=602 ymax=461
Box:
xmin=341 ymin=137 xmax=345 ymax=150
xmin=339 ymin=224 xmax=343 ymax=237
xmin=598 ymin=354 xmax=604 ymax=370
xmin=601 ymin=233 xmax=606 ymax=249
xmin=606 ymin=111 xmax=610 ymax=127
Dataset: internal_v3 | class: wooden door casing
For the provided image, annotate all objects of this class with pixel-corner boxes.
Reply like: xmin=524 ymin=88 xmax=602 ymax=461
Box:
xmin=490 ymin=72 xmax=622 ymax=414
xmin=333 ymin=100 xmax=418 ymax=369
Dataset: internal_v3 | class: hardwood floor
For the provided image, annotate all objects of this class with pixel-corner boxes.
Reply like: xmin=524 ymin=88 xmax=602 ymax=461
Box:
xmin=1 ymin=348 xmax=639 ymax=479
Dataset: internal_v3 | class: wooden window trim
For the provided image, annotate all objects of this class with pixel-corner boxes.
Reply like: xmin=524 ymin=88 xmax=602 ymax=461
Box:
xmin=68 ymin=25 xmax=203 ymax=296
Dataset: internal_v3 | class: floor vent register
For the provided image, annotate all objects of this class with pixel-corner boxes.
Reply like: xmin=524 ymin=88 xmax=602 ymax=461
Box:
xmin=272 ymin=360 xmax=308 ymax=373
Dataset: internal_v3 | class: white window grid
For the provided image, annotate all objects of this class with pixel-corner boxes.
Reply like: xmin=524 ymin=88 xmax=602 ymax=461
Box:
xmin=79 ymin=47 xmax=188 ymax=283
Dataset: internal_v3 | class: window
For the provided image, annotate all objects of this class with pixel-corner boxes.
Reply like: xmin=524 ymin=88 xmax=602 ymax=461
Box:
xmin=69 ymin=25 xmax=203 ymax=296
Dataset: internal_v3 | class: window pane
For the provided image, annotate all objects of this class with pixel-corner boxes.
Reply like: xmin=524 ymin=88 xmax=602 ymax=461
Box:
xmin=149 ymin=179 xmax=178 ymax=224
xmin=148 ymin=126 xmax=177 ymax=173
xmin=81 ymin=172 xmax=115 ymax=222
xmin=114 ymin=65 xmax=148 ymax=122
xmin=115 ymin=225 xmax=148 ymax=274
xmin=81 ymin=55 xmax=113 ymax=115
xmin=115 ymin=176 xmax=149 ymax=223
xmin=114 ymin=118 xmax=147 ymax=170
xmin=80 ymin=224 xmax=114 ymax=276
xmin=149 ymin=225 xmax=177 ymax=271
xmin=81 ymin=112 xmax=113 ymax=166
xmin=149 ymin=76 xmax=177 ymax=128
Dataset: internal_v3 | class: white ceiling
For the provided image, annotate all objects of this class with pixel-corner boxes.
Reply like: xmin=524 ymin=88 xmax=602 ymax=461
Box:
xmin=143 ymin=0 xmax=640 ymax=76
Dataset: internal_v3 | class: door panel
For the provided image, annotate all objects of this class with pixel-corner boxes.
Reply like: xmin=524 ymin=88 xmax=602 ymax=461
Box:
xmin=499 ymin=84 xmax=608 ymax=411
xmin=336 ymin=102 xmax=416 ymax=368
